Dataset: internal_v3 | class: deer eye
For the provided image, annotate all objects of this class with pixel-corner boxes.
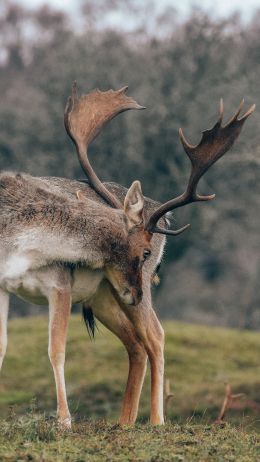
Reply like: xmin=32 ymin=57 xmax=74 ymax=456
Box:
xmin=143 ymin=249 xmax=151 ymax=261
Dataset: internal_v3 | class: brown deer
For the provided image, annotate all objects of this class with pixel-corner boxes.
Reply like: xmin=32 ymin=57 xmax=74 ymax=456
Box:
xmin=0 ymin=83 xmax=254 ymax=428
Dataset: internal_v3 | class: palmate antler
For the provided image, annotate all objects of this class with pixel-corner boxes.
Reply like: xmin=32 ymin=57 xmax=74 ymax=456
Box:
xmin=64 ymin=82 xmax=145 ymax=208
xmin=145 ymin=99 xmax=255 ymax=235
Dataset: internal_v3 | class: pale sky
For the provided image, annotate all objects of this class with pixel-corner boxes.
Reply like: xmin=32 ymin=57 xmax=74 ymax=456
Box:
xmin=13 ymin=0 xmax=260 ymax=20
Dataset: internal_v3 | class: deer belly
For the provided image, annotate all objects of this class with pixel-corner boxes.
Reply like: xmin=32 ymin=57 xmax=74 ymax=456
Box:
xmin=1 ymin=271 xmax=49 ymax=305
xmin=71 ymin=268 xmax=104 ymax=304
xmin=0 ymin=253 xmax=51 ymax=304
xmin=0 ymin=255 xmax=104 ymax=306
xmin=2 ymin=267 xmax=104 ymax=305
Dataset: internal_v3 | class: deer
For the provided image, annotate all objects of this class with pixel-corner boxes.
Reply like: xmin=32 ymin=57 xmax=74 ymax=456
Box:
xmin=0 ymin=83 xmax=254 ymax=429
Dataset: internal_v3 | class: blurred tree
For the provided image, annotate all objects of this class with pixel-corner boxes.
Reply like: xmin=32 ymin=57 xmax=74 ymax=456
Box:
xmin=0 ymin=2 xmax=259 ymax=328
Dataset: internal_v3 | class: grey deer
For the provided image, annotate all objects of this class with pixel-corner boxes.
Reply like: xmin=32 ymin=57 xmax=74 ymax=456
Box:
xmin=0 ymin=83 xmax=254 ymax=428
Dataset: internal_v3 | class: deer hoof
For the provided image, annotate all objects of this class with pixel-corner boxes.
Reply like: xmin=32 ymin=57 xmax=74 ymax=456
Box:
xmin=58 ymin=417 xmax=72 ymax=431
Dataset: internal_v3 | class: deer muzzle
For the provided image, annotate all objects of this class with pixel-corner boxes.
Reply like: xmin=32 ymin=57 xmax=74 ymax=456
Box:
xmin=104 ymin=266 xmax=143 ymax=306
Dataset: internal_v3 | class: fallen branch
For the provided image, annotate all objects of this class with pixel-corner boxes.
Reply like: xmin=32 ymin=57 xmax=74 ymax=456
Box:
xmin=216 ymin=382 xmax=260 ymax=423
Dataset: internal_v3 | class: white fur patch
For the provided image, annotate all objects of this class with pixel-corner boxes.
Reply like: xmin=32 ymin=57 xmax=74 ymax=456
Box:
xmin=156 ymin=236 xmax=166 ymax=268
xmin=5 ymin=255 xmax=30 ymax=279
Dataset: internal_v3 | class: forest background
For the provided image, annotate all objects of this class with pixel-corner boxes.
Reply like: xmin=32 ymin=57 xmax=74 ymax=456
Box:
xmin=0 ymin=0 xmax=259 ymax=329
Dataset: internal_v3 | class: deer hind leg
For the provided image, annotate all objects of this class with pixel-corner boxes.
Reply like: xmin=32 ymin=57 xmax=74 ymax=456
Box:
xmin=48 ymin=288 xmax=72 ymax=429
xmin=0 ymin=289 xmax=9 ymax=371
xmin=89 ymin=280 xmax=147 ymax=425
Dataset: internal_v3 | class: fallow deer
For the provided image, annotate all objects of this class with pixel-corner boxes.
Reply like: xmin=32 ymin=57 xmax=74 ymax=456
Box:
xmin=0 ymin=83 xmax=254 ymax=428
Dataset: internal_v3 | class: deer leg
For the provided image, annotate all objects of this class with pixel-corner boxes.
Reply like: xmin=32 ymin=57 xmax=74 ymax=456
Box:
xmin=48 ymin=288 xmax=71 ymax=429
xmin=90 ymin=280 xmax=147 ymax=425
xmin=123 ymin=289 xmax=165 ymax=425
xmin=119 ymin=340 xmax=147 ymax=425
xmin=133 ymin=310 xmax=164 ymax=425
xmin=0 ymin=289 xmax=9 ymax=371
xmin=145 ymin=312 xmax=165 ymax=425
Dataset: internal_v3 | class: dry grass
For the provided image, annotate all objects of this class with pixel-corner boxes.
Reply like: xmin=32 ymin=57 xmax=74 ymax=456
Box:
xmin=0 ymin=315 xmax=259 ymax=460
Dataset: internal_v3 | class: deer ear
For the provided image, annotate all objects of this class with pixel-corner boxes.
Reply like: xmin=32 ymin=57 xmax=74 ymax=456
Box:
xmin=124 ymin=180 xmax=144 ymax=229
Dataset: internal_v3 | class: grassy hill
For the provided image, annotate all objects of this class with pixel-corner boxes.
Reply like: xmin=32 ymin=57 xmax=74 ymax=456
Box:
xmin=0 ymin=315 xmax=259 ymax=461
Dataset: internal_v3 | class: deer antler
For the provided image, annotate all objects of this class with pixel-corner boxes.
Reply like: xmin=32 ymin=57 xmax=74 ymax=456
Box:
xmin=145 ymin=99 xmax=255 ymax=235
xmin=64 ymin=82 xmax=145 ymax=208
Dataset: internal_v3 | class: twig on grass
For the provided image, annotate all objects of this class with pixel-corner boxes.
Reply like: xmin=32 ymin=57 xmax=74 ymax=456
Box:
xmin=216 ymin=382 xmax=260 ymax=424
xmin=164 ymin=378 xmax=174 ymax=419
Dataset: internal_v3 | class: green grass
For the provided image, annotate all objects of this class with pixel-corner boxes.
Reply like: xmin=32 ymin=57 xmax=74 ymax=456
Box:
xmin=0 ymin=315 xmax=259 ymax=461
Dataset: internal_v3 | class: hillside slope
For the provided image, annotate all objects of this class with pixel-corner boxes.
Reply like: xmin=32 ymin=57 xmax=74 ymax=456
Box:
xmin=0 ymin=315 xmax=259 ymax=461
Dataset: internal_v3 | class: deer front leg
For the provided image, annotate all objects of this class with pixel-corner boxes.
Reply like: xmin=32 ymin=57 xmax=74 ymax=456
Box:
xmin=119 ymin=340 xmax=147 ymax=425
xmin=90 ymin=280 xmax=147 ymax=425
xmin=145 ymin=312 xmax=165 ymax=425
xmin=123 ymin=291 xmax=165 ymax=425
xmin=48 ymin=288 xmax=72 ymax=429
xmin=0 ymin=289 xmax=9 ymax=371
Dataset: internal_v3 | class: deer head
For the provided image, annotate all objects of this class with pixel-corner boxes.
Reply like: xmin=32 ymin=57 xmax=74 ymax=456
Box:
xmin=64 ymin=83 xmax=151 ymax=305
xmin=103 ymin=178 xmax=154 ymax=305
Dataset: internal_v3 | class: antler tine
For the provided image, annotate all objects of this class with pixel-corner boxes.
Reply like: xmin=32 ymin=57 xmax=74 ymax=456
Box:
xmin=178 ymin=99 xmax=224 ymax=157
xmin=64 ymin=82 xmax=145 ymax=209
xmin=226 ymin=98 xmax=244 ymax=125
xmin=153 ymin=223 xmax=190 ymax=236
xmin=239 ymin=103 xmax=256 ymax=121
xmin=145 ymin=99 xmax=255 ymax=235
xmin=219 ymin=98 xmax=224 ymax=121
xmin=117 ymin=85 xmax=129 ymax=94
